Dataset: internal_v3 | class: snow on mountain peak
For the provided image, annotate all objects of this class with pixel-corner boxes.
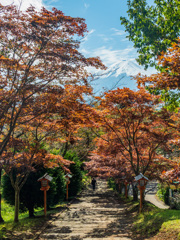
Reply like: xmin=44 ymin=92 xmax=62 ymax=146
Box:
xmin=101 ymin=60 xmax=154 ymax=78
xmin=89 ymin=59 xmax=157 ymax=95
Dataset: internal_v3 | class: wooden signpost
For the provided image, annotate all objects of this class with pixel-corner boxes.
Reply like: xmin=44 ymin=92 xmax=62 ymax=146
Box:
xmin=65 ymin=173 xmax=72 ymax=201
xmin=38 ymin=173 xmax=53 ymax=217
xmin=135 ymin=173 xmax=149 ymax=213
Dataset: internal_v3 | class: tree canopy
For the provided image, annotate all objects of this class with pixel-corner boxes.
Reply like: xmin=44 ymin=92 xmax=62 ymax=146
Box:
xmin=0 ymin=3 xmax=106 ymax=222
xmin=0 ymin=3 xmax=105 ymax=157
xmin=86 ymin=87 xmax=175 ymax=181
xmin=120 ymin=0 xmax=180 ymax=69
xmin=136 ymin=39 xmax=180 ymax=111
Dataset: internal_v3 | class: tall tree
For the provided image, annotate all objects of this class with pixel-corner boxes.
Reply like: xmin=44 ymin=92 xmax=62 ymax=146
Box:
xmin=1 ymin=82 xmax=95 ymax=222
xmin=0 ymin=3 xmax=105 ymax=157
xmin=0 ymin=4 xmax=105 ymax=222
xmin=86 ymin=87 xmax=175 ymax=199
xmin=120 ymin=0 xmax=180 ymax=69
xmin=2 ymin=133 xmax=71 ymax=222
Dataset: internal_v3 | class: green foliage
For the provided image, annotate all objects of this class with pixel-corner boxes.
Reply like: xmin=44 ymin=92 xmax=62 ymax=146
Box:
xmin=49 ymin=148 xmax=61 ymax=155
xmin=1 ymin=199 xmax=15 ymax=222
xmin=157 ymin=184 xmax=170 ymax=205
xmin=81 ymin=171 xmax=90 ymax=189
xmin=108 ymin=178 xmax=120 ymax=193
xmin=132 ymin=202 xmax=180 ymax=238
xmin=160 ymin=90 xmax=180 ymax=112
xmin=0 ymin=199 xmax=66 ymax=239
xmin=2 ymin=167 xmax=66 ymax=217
xmin=120 ymin=0 xmax=180 ymax=69
xmin=64 ymin=151 xmax=83 ymax=198
xmin=47 ymin=168 xmax=66 ymax=206
xmin=108 ymin=178 xmax=116 ymax=190
xmin=146 ymin=87 xmax=180 ymax=112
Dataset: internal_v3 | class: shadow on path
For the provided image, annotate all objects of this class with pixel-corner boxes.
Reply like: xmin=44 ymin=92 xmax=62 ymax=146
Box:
xmin=38 ymin=180 xmax=134 ymax=240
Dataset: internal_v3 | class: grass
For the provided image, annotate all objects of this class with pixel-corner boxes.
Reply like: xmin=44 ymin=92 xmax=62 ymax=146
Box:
xmin=129 ymin=201 xmax=180 ymax=239
xmin=108 ymin=184 xmax=180 ymax=239
xmin=0 ymin=199 xmax=67 ymax=239
xmin=1 ymin=192 xmax=180 ymax=240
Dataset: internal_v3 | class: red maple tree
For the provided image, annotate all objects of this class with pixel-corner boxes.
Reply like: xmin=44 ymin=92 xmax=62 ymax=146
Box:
xmin=0 ymin=4 xmax=106 ymax=222
xmin=136 ymin=39 xmax=180 ymax=90
xmin=135 ymin=39 xmax=180 ymax=187
xmin=86 ymin=87 xmax=175 ymax=199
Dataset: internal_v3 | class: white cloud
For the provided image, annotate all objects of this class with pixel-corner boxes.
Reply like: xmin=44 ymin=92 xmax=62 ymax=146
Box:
xmin=92 ymin=46 xmax=138 ymax=66
xmin=0 ymin=0 xmax=44 ymax=11
xmin=84 ymin=3 xmax=90 ymax=9
xmin=121 ymin=38 xmax=129 ymax=42
xmin=81 ymin=29 xmax=95 ymax=43
xmin=80 ymin=48 xmax=89 ymax=55
xmin=103 ymin=37 xmax=113 ymax=42
xmin=97 ymin=34 xmax=113 ymax=43
xmin=111 ymin=28 xmax=126 ymax=36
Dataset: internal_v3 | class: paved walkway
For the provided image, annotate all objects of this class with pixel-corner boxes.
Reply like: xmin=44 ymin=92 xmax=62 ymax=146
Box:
xmin=38 ymin=181 xmax=133 ymax=240
xmin=127 ymin=180 xmax=169 ymax=209
xmin=145 ymin=181 xmax=169 ymax=209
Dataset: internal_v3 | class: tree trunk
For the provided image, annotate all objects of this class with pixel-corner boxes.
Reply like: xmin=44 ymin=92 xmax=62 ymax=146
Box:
xmin=118 ymin=183 xmax=123 ymax=194
xmin=0 ymin=169 xmax=4 ymax=223
xmin=132 ymin=184 xmax=138 ymax=201
xmin=14 ymin=188 xmax=20 ymax=222
xmin=115 ymin=183 xmax=119 ymax=192
xmin=62 ymin=141 xmax=69 ymax=157
xmin=142 ymin=189 xmax=145 ymax=203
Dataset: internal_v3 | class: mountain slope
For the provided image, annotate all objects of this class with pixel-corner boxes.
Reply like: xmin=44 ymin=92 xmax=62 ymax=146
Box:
xmin=90 ymin=60 xmax=156 ymax=95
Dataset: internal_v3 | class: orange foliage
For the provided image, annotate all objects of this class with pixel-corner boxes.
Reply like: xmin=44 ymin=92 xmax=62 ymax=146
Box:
xmin=0 ymin=4 xmax=106 ymax=175
xmin=86 ymin=87 xmax=176 ymax=180
xmin=136 ymin=38 xmax=180 ymax=90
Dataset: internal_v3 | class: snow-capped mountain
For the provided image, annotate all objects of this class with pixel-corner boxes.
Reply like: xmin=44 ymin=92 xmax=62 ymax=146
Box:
xmin=90 ymin=60 xmax=156 ymax=95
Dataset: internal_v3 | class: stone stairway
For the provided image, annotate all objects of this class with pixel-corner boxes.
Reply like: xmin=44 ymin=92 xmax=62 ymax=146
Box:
xmin=38 ymin=180 xmax=132 ymax=240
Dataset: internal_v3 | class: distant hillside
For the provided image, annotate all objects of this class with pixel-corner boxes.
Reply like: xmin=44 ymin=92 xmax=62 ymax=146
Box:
xmin=90 ymin=60 xmax=156 ymax=95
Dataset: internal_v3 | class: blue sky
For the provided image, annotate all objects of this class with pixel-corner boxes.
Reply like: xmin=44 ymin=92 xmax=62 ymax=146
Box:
xmin=1 ymin=0 xmax=155 ymax=70
xmin=51 ymin=0 xmax=139 ymax=66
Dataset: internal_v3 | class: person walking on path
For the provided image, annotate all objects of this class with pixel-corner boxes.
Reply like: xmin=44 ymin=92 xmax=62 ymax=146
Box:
xmin=91 ymin=177 xmax=96 ymax=190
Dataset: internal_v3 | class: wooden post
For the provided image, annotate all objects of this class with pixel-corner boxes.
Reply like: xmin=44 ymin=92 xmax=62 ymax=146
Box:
xmin=44 ymin=190 xmax=47 ymax=217
xmin=139 ymin=188 xmax=143 ymax=213
xmin=66 ymin=182 xmax=69 ymax=200
xmin=135 ymin=173 xmax=149 ymax=214
xmin=65 ymin=174 xmax=72 ymax=201
xmin=38 ymin=174 xmax=53 ymax=218
xmin=139 ymin=186 xmax=145 ymax=213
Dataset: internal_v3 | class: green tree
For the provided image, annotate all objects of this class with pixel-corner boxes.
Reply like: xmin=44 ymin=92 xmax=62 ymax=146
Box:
xmin=64 ymin=152 xmax=83 ymax=198
xmin=2 ymin=168 xmax=66 ymax=218
xmin=120 ymin=0 xmax=180 ymax=69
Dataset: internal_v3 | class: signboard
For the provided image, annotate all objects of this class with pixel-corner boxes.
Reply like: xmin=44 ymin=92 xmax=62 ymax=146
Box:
xmin=41 ymin=179 xmax=48 ymax=187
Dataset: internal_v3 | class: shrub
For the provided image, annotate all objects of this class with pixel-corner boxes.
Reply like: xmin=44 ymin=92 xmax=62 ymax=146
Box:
xmin=157 ymin=184 xmax=169 ymax=205
xmin=64 ymin=151 xmax=83 ymax=198
xmin=2 ymin=167 xmax=66 ymax=217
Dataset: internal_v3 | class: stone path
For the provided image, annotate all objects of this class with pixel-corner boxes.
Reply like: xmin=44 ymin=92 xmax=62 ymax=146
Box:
xmin=38 ymin=180 xmax=133 ymax=240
